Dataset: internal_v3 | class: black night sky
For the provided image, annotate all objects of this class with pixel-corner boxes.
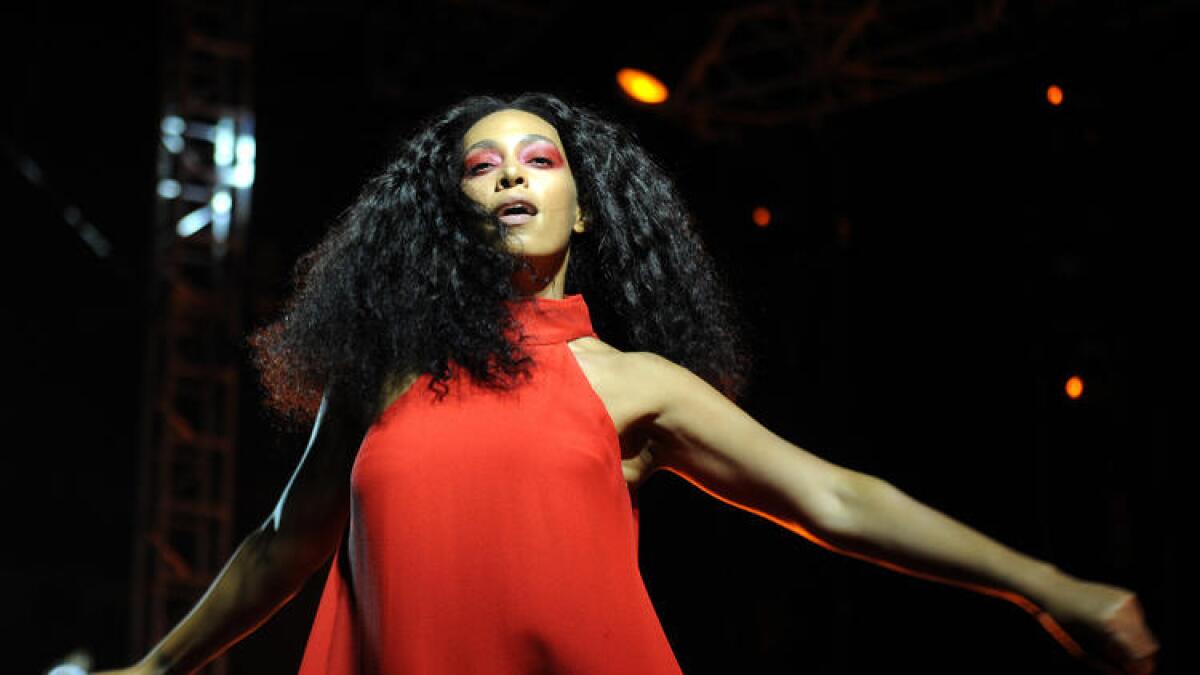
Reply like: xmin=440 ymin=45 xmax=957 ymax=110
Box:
xmin=4 ymin=2 xmax=1190 ymax=674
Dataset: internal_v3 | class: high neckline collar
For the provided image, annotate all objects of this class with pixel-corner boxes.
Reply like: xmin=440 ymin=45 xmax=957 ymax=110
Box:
xmin=502 ymin=293 xmax=598 ymax=345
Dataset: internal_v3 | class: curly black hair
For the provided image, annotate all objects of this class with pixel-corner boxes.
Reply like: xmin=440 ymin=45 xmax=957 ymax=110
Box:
xmin=248 ymin=92 xmax=754 ymax=429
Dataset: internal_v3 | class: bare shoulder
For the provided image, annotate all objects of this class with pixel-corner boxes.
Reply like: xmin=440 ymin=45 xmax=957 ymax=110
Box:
xmin=565 ymin=340 xmax=695 ymax=421
xmin=565 ymin=334 xmax=623 ymax=356
xmin=564 ymin=338 xmax=669 ymax=437
xmin=566 ymin=337 xmax=662 ymax=387
xmin=565 ymin=336 xmax=632 ymax=388
xmin=566 ymin=336 xmax=668 ymax=372
xmin=563 ymin=346 xmax=739 ymax=479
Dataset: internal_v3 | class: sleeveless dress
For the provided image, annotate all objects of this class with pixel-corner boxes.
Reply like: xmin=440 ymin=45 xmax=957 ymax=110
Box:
xmin=297 ymin=293 xmax=683 ymax=674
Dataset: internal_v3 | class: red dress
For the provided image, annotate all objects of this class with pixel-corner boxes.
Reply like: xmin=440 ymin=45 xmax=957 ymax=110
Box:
xmin=297 ymin=293 xmax=683 ymax=674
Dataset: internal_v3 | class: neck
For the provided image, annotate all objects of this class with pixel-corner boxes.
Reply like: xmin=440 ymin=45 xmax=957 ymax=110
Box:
xmin=512 ymin=246 xmax=570 ymax=300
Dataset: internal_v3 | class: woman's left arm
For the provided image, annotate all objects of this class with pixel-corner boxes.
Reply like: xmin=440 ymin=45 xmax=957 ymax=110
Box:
xmin=631 ymin=352 xmax=1160 ymax=675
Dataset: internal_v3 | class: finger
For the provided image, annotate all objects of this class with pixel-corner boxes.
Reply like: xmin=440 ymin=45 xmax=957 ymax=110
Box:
xmin=1116 ymin=621 xmax=1160 ymax=662
xmin=1078 ymin=636 xmax=1139 ymax=675
xmin=1114 ymin=642 xmax=1158 ymax=675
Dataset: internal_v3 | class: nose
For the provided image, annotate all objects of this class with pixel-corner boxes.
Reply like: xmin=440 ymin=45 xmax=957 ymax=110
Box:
xmin=495 ymin=163 xmax=526 ymax=191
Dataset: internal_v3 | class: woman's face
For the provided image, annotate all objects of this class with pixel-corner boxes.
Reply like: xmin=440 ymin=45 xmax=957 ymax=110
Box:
xmin=460 ymin=109 xmax=585 ymax=264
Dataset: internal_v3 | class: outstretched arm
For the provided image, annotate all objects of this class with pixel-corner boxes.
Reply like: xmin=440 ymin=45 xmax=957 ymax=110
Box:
xmin=630 ymin=352 xmax=1160 ymax=675
xmin=97 ymin=387 xmax=368 ymax=674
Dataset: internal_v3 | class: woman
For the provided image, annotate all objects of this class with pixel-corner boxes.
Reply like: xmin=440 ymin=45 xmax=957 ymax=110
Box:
xmin=99 ymin=93 xmax=1159 ymax=674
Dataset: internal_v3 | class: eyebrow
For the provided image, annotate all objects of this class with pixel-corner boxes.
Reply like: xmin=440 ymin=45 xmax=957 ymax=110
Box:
xmin=463 ymin=134 xmax=558 ymax=155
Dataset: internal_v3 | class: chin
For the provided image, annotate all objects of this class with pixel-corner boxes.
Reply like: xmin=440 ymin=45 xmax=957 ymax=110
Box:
xmin=503 ymin=237 xmax=570 ymax=259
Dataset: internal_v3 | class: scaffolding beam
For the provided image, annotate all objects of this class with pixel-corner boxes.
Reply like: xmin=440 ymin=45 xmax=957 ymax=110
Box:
xmin=130 ymin=2 xmax=256 ymax=673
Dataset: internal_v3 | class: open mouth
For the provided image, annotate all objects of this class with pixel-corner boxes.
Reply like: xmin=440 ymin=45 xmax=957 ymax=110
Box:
xmin=496 ymin=201 xmax=538 ymax=225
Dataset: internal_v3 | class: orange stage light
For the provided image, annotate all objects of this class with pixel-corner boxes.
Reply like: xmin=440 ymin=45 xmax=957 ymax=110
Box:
xmin=1046 ymin=84 xmax=1064 ymax=106
xmin=752 ymin=206 xmax=771 ymax=227
xmin=617 ymin=68 xmax=669 ymax=104
xmin=1065 ymin=375 xmax=1084 ymax=400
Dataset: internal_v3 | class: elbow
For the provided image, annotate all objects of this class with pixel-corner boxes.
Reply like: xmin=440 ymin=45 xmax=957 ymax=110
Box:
xmin=816 ymin=469 xmax=890 ymax=542
xmin=256 ymin=498 xmax=349 ymax=581
xmin=249 ymin=523 xmax=335 ymax=594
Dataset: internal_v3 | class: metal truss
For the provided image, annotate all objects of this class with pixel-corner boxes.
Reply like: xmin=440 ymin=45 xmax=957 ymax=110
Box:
xmin=130 ymin=2 xmax=256 ymax=673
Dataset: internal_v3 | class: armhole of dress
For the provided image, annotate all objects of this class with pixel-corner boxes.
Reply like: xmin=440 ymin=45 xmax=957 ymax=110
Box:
xmin=558 ymin=340 xmax=623 ymax=468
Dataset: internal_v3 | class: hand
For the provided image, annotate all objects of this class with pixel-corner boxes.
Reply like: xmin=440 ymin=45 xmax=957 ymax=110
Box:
xmin=1033 ymin=574 xmax=1160 ymax=675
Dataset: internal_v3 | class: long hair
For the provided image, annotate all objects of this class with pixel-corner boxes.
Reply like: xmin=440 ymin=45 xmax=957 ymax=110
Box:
xmin=248 ymin=92 xmax=753 ymax=429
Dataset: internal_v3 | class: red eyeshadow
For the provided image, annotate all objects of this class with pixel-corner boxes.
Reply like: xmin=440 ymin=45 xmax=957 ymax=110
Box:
xmin=520 ymin=142 xmax=563 ymax=165
xmin=465 ymin=149 xmax=500 ymax=165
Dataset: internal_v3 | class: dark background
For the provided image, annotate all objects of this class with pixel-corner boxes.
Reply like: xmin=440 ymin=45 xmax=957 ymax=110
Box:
xmin=3 ymin=1 xmax=1189 ymax=673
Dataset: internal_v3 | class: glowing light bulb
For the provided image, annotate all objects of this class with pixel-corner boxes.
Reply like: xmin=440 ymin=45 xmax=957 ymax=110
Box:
xmin=157 ymin=179 xmax=182 ymax=199
xmin=617 ymin=68 xmax=669 ymax=104
xmin=1065 ymin=375 xmax=1084 ymax=399
xmin=1046 ymin=85 xmax=1064 ymax=106
xmin=161 ymin=115 xmax=185 ymax=135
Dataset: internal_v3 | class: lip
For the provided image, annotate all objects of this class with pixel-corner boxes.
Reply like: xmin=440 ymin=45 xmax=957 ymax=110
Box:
xmin=494 ymin=198 xmax=539 ymax=227
xmin=492 ymin=198 xmax=540 ymax=213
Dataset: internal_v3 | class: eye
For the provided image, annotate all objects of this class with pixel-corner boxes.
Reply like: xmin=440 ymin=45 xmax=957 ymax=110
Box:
xmin=467 ymin=162 xmax=493 ymax=176
xmin=522 ymin=142 xmax=564 ymax=166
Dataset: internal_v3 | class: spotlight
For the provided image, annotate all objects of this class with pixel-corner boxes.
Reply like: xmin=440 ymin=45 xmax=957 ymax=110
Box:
xmin=1046 ymin=84 xmax=1064 ymax=106
xmin=1064 ymin=375 xmax=1084 ymax=400
xmin=617 ymin=68 xmax=669 ymax=104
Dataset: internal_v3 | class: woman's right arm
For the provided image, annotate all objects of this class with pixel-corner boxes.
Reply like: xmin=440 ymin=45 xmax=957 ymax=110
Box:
xmin=103 ymin=386 xmax=371 ymax=675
